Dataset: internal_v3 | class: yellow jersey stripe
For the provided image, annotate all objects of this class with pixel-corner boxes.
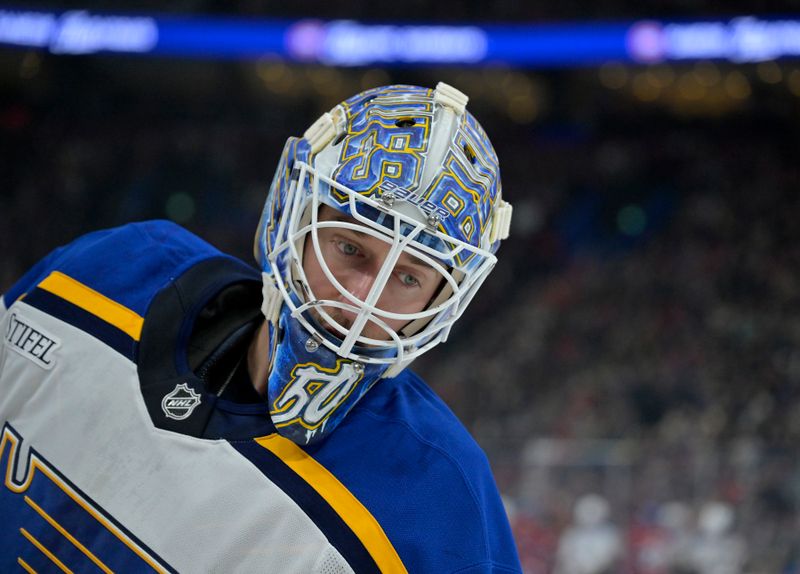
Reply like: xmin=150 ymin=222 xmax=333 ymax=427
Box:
xmin=255 ymin=434 xmax=407 ymax=573
xmin=25 ymin=496 xmax=114 ymax=574
xmin=20 ymin=528 xmax=74 ymax=574
xmin=38 ymin=272 xmax=144 ymax=341
xmin=17 ymin=558 xmax=37 ymax=574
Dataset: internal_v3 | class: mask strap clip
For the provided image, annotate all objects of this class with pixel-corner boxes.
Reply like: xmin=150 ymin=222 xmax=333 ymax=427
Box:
xmin=489 ymin=200 xmax=513 ymax=243
xmin=261 ymin=272 xmax=283 ymax=325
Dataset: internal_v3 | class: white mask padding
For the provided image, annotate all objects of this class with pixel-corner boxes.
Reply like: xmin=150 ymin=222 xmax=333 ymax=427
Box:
xmin=265 ymin=161 xmax=498 ymax=366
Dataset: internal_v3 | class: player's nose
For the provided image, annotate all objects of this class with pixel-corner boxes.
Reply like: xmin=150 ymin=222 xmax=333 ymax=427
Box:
xmin=336 ymin=268 xmax=376 ymax=312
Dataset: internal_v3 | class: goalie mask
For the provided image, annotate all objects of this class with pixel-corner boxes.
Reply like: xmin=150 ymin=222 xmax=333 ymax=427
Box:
xmin=254 ymin=83 xmax=512 ymax=445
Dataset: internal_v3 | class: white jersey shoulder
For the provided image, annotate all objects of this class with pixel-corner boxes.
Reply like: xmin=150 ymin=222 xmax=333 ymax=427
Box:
xmin=0 ymin=300 xmax=357 ymax=572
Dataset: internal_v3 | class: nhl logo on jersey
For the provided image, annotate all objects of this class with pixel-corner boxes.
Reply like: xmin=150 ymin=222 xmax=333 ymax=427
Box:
xmin=161 ymin=383 xmax=202 ymax=420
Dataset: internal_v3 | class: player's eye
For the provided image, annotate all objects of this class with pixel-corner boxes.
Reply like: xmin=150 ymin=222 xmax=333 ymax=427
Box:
xmin=335 ymin=239 xmax=360 ymax=257
xmin=397 ymin=271 xmax=420 ymax=288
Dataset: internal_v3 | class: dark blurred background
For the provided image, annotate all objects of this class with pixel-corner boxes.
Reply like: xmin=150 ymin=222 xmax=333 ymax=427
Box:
xmin=2 ymin=3 xmax=800 ymax=573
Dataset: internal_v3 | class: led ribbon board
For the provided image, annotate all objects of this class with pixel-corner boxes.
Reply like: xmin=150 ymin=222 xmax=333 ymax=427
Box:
xmin=1 ymin=9 xmax=799 ymax=66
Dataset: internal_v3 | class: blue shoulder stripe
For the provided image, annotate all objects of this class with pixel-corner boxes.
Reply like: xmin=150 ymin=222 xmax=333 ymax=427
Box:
xmin=22 ymin=272 xmax=142 ymax=361
xmin=5 ymin=221 xmax=224 ymax=318
xmin=37 ymin=271 xmax=144 ymax=341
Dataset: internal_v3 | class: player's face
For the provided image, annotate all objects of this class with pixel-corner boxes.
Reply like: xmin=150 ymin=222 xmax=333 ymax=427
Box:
xmin=303 ymin=205 xmax=443 ymax=341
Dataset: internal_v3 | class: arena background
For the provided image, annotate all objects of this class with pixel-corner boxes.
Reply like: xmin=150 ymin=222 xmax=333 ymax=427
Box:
xmin=2 ymin=3 xmax=799 ymax=572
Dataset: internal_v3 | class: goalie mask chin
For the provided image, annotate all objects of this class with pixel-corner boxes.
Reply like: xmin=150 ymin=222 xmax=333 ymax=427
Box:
xmin=254 ymin=83 xmax=512 ymax=445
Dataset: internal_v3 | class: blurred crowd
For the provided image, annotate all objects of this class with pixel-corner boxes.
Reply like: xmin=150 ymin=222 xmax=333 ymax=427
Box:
xmin=419 ymin=78 xmax=800 ymax=571
xmin=2 ymin=51 xmax=800 ymax=573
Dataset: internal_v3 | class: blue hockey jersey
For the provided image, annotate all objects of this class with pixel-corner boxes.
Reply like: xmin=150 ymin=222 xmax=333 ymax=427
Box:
xmin=0 ymin=220 xmax=521 ymax=573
